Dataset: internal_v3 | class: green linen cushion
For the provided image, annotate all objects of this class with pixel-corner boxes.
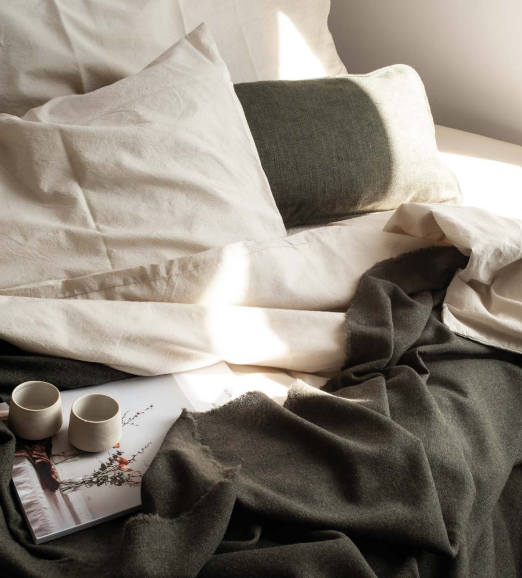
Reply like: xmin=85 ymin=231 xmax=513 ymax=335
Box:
xmin=235 ymin=65 xmax=461 ymax=228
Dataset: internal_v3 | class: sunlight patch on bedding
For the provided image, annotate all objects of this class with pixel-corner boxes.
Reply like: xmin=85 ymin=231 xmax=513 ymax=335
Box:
xmin=198 ymin=245 xmax=250 ymax=305
xmin=277 ymin=11 xmax=326 ymax=79
xmin=202 ymin=247 xmax=289 ymax=368
xmin=205 ymin=305 xmax=288 ymax=364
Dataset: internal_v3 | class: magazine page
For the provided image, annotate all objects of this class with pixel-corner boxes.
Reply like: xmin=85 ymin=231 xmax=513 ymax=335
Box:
xmin=175 ymin=362 xmax=239 ymax=412
xmin=176 ymin=364 xmax=295 ymax=411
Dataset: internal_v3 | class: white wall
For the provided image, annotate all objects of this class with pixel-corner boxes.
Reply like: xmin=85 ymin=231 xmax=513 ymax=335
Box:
xmin=329 ymin=0 xmax=522 ymax=146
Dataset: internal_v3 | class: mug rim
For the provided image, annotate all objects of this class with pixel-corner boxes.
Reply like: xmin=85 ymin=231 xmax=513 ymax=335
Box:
xmin=11 ymin=381 xmax=61 ymax=412
xmin=71 ymin=393 xmax=120 ymax=424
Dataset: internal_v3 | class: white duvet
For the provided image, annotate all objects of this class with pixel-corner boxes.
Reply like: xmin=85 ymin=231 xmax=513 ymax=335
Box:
xmin=1 ymin=203 xmax=522 ymax=384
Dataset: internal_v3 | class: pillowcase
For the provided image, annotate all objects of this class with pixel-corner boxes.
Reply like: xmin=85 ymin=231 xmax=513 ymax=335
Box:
xmin=0 ymin=0 xmax=346 ymax=117
xmin=235 ymin=65 xmax=462 ymax=228
xmin=180 ymin=0 xmax=347 ymax=82
xmin=0 ymin=24 xmax=286 ymax=289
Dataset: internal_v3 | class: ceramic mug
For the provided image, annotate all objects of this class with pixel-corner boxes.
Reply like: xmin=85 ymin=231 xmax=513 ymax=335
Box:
xmin=8 ymin=381 xmax=63 ymax=440
xmin=68 ymin=394 xmax=122 ymax=452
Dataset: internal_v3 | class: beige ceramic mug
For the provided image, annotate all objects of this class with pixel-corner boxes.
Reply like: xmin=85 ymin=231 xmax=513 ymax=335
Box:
xmin=68 ymin=394 xmax=122 ymax=452
xmin=8 ymin=381 xmax=63 ymax=440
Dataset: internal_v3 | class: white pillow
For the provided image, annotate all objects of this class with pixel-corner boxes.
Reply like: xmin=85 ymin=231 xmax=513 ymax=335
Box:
xmin=180 ymin=0 xmax=347 ymax=82
xmin=0 ymin=0 xmax=347 ymax=117
xmin=0 ymin=24 xmax=286 ymax=289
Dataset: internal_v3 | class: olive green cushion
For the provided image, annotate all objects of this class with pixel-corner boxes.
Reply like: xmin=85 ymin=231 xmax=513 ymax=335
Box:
xmin=235 ymin=65 xmax=461 ymax=228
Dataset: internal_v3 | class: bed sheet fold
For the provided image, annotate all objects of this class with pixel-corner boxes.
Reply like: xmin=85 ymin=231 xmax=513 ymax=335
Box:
xmin=0 ymin=203 xmax=521 ymax=376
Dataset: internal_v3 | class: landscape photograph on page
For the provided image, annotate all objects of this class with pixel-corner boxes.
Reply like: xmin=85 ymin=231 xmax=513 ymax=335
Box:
xmin=10 ymin=363 xmax=236 ymax=544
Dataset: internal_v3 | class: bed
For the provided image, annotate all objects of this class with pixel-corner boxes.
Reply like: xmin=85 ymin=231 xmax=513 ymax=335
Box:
xmin=1 ymin=2 xmax=522 ymax=577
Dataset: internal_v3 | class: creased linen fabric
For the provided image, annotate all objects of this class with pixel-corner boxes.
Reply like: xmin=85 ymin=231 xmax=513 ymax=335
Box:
xmin=385 ymin=203 xmax=522 ymax=354
xmin=0 ymin=24 xmax=286 ymax=288
xmin=179 ymin=0 xmax=347 ymax=83
xmin=1 ymin=205 xmax=522 ymax=376
xmin=0 ymin=217 xmax=436 ymax=375
xmin=0 ymin=0 xmax=346 ymax=118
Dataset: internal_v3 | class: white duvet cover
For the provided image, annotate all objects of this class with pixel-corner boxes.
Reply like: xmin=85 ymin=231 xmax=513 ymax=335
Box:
xmin=1 ymin=203 xmax=522 ymax=386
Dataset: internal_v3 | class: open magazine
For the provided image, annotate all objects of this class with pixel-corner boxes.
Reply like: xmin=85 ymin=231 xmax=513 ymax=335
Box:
xmin=9 ymin=362 xmax=237 ymax=544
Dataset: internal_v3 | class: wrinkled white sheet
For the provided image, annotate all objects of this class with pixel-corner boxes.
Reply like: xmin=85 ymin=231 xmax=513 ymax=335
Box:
xmin=386 ymin=204 xmax=522 ymax=355
xmin=1 ymin=204 xmax=521 ymax=378
xmin=0 ymin=215 xmax=434 ymax=375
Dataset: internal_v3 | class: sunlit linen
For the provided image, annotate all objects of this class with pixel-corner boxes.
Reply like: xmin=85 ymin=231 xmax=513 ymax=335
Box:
xmin=1 ymin=204 xmax=522 ymax=378
xmin=0 ymin=0 xmax=346 ymax=117
xmin=0 ymin=216 xmax=434 ymax=375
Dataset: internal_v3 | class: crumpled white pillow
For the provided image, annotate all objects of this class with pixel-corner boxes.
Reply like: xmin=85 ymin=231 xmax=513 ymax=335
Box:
xmin=0 ymin=24 xmax=286 ymax=289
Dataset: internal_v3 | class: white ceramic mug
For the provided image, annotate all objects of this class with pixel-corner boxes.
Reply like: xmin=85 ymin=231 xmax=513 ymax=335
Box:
xmin=8 ymin=381 xmax=63 ymax=440
xmin=68 ymin=394 xmax=122 ymax=452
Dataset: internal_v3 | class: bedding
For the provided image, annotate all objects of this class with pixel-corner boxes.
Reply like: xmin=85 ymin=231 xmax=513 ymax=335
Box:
xmin=0 ymin=203 xmax=521 ymax=375
xmin=0 ymin=0 xmax=346 ymax=117
xmin=0 ymin=339 xmax=131 ymax=394
xmin=0 ymin=24 xmax=286 ymax=289
xmin=1 ymin=7 xmax=522 ymax=576
xmin=235 ymin=66 xmax=462 ymax=227
xmin=1 ymin=203 xmax=522 ymax=578
xmin=1 ymin=240 xmax=522 ymax=577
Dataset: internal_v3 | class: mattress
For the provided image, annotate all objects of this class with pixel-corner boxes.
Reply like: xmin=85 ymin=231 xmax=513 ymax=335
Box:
xmin=435 ymin=124 xmax=522 ymax=219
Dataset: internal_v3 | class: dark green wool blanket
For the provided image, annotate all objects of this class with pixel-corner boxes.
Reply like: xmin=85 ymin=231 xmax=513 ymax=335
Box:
xmin=1 ymin=246 xmax=521 ymax=578
xmin=0 ymin=341 xmax=132 ymax=403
